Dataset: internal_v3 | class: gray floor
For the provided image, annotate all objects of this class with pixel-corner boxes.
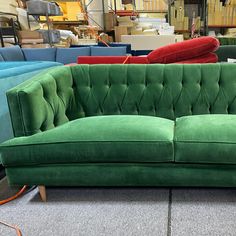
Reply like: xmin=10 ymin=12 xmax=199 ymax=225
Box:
xmin=1 ymin=178 xmax=236 ymax=236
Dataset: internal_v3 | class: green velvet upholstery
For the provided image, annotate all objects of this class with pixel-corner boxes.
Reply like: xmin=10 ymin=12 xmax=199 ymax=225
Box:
xmin=175 ymin=115 xmax=236 ymax=164
xmin=0 ymin=115 xmax=174 ymax=166
xmin=2 ymin=64 xmax=236 ymax=187
xmin=7 ymin=64 xmax=236 ymax=137
xmin=6 ymin=164 xmax=236 ymax=187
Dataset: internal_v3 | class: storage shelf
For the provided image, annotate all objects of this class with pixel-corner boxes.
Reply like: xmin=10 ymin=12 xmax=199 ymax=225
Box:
xmin=208 ymin=25 xmax=236 ymax=28
xmin=38 ymin=20 xmax=87 ymax=25
xmin=28 ymin=13 xmax=63 ymax=17
xmin=137 ymin=10 xmax=168 ymax=13
xmin=174 ymin=30 xmax=190 ymax=33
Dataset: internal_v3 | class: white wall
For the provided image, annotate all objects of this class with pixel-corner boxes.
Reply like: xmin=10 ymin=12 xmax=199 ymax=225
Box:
xmin=0 ymin=0 xmax=17 ymax=14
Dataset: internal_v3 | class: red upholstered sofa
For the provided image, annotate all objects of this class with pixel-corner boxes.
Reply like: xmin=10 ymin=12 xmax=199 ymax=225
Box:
xmin=78 ymin=36 xmax=219 ymax=64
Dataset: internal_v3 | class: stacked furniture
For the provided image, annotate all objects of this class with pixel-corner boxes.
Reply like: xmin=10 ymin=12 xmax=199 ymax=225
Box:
xmin=2 ymin=39 xmax=236 ymax=65
xmin=78 ymin=37 xmax=220 ymax=64
xmin=26 ymin=0 xmax=62 ymax=46
xmin=2 ymin=63 xmax=236 ymax=202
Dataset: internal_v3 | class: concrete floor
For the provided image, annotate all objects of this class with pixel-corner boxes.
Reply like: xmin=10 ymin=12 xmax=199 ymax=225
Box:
xmin=1 ymin=177 xmax=236 ymax=236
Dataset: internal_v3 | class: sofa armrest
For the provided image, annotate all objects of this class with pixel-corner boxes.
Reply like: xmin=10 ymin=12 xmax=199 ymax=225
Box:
xmin=6 ymin=66 xmax=76 ymax=137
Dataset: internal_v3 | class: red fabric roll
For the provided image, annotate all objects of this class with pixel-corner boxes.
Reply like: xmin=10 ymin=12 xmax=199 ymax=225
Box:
xmin=147 ymin=36 xmax=220 ymax=64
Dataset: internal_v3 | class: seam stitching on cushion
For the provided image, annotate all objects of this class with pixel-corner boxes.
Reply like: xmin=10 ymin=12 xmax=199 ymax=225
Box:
xmin=0 ymin=140 xmax=174 ymax=149
xmin=17 ymin=91 xmax=29 ymax=136
xmin=175 ymin=141 xmax=236 ymax=144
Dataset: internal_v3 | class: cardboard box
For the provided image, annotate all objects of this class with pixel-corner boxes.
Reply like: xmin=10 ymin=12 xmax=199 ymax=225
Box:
xmin=104 ymin=13 xmax=117 ymax=31
xmin=115 ymin=26 xmax=129 ymax=42
xmin=121 ymin=35 xmax=179 ymax=50
xmin=20 ymin=38 xmax=44 ymax=44
xmin=21 ymin=43 xmax=50 ymax=48
xmin=18 ymin=30 xmax=43 ymax=39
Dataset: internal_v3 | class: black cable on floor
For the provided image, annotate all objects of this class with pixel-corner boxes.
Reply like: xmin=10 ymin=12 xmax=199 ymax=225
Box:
xmin=25 ymin=186 xmax=37 ymax=194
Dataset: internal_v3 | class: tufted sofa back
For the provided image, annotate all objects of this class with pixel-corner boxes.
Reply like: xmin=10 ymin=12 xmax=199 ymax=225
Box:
xmin=7 ymin=64 xmax=236 ymax=137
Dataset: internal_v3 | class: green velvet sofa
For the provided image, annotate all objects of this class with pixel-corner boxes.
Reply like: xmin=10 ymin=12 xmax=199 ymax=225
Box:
xmin=1 ymin=64 xmax=236 ymax=200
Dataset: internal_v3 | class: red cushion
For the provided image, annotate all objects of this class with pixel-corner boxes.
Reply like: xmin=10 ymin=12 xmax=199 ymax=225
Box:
xmin=147 ymin=36 xmax=220 ymax=64
xmin=77 ymin=56 xmax=149 ymax=64
xmin=173 ymin=53 xmax=218 ymax=64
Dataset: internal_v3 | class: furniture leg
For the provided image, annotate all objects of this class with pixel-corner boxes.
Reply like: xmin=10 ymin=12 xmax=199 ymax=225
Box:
xmin=38 ymin=186 xmax=46 ymax=202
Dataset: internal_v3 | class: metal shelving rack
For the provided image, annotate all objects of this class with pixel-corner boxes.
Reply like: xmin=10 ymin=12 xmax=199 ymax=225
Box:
xmin=26 ymin=1 xmax=62 ymax=46
xmin=0 ymin=12 xmax=21 ymax=47
xmin=27 ymin=12 xmax=53 ymax=46
xmin=169 ymin=0 xmax=208 ymax=36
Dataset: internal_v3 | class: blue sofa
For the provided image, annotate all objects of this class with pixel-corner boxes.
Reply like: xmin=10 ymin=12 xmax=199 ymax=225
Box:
xmin=0 ymin=45 xmax=127 ymax=64
xmin=71 ymin=43 xmax=151 ymax=56
xmin=0 ymin=61 xmax=62 ymax=143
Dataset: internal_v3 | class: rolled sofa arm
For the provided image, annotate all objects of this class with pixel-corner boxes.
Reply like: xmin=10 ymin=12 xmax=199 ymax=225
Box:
xmin=7 ymin=66 xmax=76 ymax=137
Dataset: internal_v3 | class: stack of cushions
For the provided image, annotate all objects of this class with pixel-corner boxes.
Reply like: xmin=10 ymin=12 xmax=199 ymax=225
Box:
xmin=78 ymin=36 xmax=219 ymax=64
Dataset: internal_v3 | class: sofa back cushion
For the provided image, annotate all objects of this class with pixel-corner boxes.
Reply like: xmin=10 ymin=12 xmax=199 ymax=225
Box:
xmin=0 ymin=46 xmax=25 ymax=61
xmin=90 ymin=46 xmax=126 ymax=56
xmin=22 ymin=48 xmax=56 ymax=61
xmin=215 ymin=45 xmax=236 ymax=62
xmin=6 ymin=64 xmax=236 ymax=136
xmin=56 ymin=47 xmax=90 ymax=64
xmin=0 ymin=54 xmax=5 ymax=61
xmin=97 ymin=42 xmax=132 ymax=54
xmin=147 ymin=36 xmax=219 ymax=64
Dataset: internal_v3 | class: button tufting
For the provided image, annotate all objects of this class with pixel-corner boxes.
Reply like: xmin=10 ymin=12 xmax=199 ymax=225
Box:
xmin=190 ymin=106 xmax=193 ymax=113
xmin=226 ymin=106 xmax=229 ymax=113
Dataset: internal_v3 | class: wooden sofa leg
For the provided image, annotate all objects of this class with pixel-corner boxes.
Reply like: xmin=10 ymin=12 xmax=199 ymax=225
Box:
xmin=38 ymin=186 xmax=47 ymax=202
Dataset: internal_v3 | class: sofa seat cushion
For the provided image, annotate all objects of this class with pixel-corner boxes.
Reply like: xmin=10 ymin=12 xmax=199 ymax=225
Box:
xmin=175 ymin=115 xmax=236 ymax=164
xmin=0 ymin=115 xmax=174 ymax=167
